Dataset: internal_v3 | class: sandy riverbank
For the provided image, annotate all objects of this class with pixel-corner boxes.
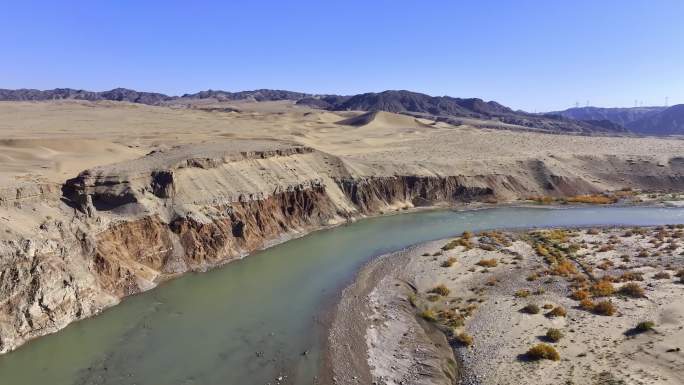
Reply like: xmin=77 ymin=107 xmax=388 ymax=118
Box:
xmin=326 ymin=225 xmax=684 ymax=384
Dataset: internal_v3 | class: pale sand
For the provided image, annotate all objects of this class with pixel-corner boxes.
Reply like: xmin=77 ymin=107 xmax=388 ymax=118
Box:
xmin=1 ymin=100 xmax=683 ymax=189
xmin=330 ymin=226 xmax=684 ymax=385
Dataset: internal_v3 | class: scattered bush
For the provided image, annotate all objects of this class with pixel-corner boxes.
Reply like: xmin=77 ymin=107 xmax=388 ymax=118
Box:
xmin=635 ymin=321 xmax=655 ymax=333
xmin=546 ymin=306 xmax=567 ymax=318
xmin=579 ymin=298 xmax=595 ymax=311
xmin=618 ymin=283 xmax=645 ymax=298
xmin=476 ymin=258 xmax=498 ymax=268
xmin=441 ymin=257 xmax=457 ymax=268
xmin=567 ymin=194 xmax=618 ymax=204
xmin=653 ymin=271 xmax=671 ymax=279
xmin=591 ymin=280 xmax=615 ymax=297
xmin=521 ymin=304 xmax=540 ymax=314
xmin=454 ymin=332 xmax=474 ymax=347
xmin=551 ymin=260 xmax=577 ymax=276
xmin=619 ymin=271 xmax=644 ymax=282
xmin=428 ymin=284 xmax=451 ymax=297
xmin=419 ymin=309 xmax=437 ymax=322
xmin=570 ymin=289 xmax=590 ymax=301
xmin=593 ymin=300 xmax=616 ymax=316
xmin=545 ymin=328 xmax=564 ymax=342
xmin=526 ymin=343 xmax=560 ymax=361
xmin=514 ymin=289 xmax=530 ymax=298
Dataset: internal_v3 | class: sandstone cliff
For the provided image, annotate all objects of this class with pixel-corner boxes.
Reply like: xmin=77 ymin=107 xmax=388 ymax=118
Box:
xmin=1 ymin=139 xmax=683 ymax=353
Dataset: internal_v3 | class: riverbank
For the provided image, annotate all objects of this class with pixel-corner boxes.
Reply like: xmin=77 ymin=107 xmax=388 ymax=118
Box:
xmin=327 ymin=224 xmax=684 ymax=384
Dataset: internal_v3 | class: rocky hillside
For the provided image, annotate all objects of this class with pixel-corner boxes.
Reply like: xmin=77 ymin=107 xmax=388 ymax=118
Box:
xmin=549 ymin=106 xmax=666 ymax=127
xmin=298 ymin=90 xmax=626 ymax=134
xmin=0 ymin=88 xmax=174 ymax=105
xmin=626 ymin=104 xmax=684 ymax=135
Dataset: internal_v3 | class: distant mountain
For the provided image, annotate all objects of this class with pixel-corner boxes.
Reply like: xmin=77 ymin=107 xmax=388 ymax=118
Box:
xmin=0 ymin=87 xmax=630 ymax=134
xmin=299 ymin=90 xmax=626 ymax=134
xmin=0 ymin=88 xmax=314 ymax=105
xmin=550 ymin=105 xmax=684 ymax=135
xmin=0 ymin=87 xmax=174 ymax=105
xmin=626 ymin=104 xmax=684 ymax=135
xmin=549 ymin=106 xmax=666 ymax=127
xmin=179 ymin=89 xmax=311 ymax=102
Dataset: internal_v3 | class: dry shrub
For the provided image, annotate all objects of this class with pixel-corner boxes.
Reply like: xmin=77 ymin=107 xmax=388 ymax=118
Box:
xmin=552 ymin=260 xmax=577 ymax=276
xmin=441 ymin=257 xmax=457 ymax=268
xmin=521 ymin=304 xmax=540 ymax=314
xmin=579 ymin=298 xmax=595 ymax=311
xmin=428 ymin=284 xmax=451 ymax=297
xmin=476 ymin=258 xmax=498 ymax=268
xmin=570 ymin=288 xmax=590 ymax=301
xmin=454 ymin=332 xmax=474 ymax=347
xmin=619 ymin=271 xmax=644 ymax=282
xmin=567 ymin=194 xmax=618 ymax=204
xmin=526 ymin=343 xmax=560 ymax=361
xmin=545 ymin=328 xmax=563 ymax=342
xmin=546 ymin=306 xmax=567 ymax=318
xmin=591 ymin=280 xmax=615 ymax=297
xmin=618 ymin=283 xmax=645 ymax=298
xmin=593 ymin=300 xmax=616 ymax=316
xmin=514 ymin=289 xmax=530 ymax=298
xmin=653 ymin=271 xmax=671 ymax=279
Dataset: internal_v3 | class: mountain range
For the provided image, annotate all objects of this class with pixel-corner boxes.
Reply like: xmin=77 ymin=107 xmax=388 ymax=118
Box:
xmin=1 ymin=87 xmax=681 ymax=135
xmin=549 ymin=105 xmax=684 ymax=135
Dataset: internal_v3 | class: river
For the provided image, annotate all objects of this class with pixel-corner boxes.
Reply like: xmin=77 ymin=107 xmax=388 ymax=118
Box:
xmin=1 ymin=206 xmax=683 ymax=385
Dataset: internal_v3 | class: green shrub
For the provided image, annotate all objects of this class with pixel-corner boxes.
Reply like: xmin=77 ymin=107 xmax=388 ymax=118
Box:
xmin=545 ymin=328 xmax=563 ymax=342
xmin=428 ymin=284 xmax=450 ymax=296
xmin=419 ymin=309 xmax=437 ymax=322
xmin=521 ymin=304 xmax=540 ymax=314
xmin=635 ymin=321 xmax=655 ymax=333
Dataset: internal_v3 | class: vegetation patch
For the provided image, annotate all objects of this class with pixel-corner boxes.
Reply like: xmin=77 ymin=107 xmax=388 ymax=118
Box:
xmin=546 ymin=306 xmax=567 ymax=318
xmin=618 ymin=283 xmax=645 ymax=298
xmin=453 ymin=332 xmax=474 ymax=347
xmin=525 ymin=343 xmax=560 ymax=361
xmin=592 ymin=300 xmax=616 ymax=316
xmin=634 ymin=321 xmax=655 ymax=333
xmin=428 ymin=284 xmax=451 ymax=297
xmin=441 ymin=257 xmax=457 ymax=268
xmin=521 ymin=304 xmax=540 ymax=314
xmin=545 ymin=328 xmax=563 ymax=342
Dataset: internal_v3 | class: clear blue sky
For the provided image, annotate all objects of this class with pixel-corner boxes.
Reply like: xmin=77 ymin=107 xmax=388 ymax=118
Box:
xmin=2 ymin=0 xmax=683 ymax=111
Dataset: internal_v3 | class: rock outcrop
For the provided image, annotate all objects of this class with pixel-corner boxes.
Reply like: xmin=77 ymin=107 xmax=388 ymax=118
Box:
xmin=1 ymin=139 xmax=684 ymax=353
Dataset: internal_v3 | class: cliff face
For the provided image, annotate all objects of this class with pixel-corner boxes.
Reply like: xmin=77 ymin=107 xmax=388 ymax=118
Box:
xmin=1 ymin=139 xmax=684 ymax=353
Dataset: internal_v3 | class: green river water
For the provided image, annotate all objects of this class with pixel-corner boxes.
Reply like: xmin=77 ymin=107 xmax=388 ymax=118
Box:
xmin=1 ymin=206 xmax=684 ymax=385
